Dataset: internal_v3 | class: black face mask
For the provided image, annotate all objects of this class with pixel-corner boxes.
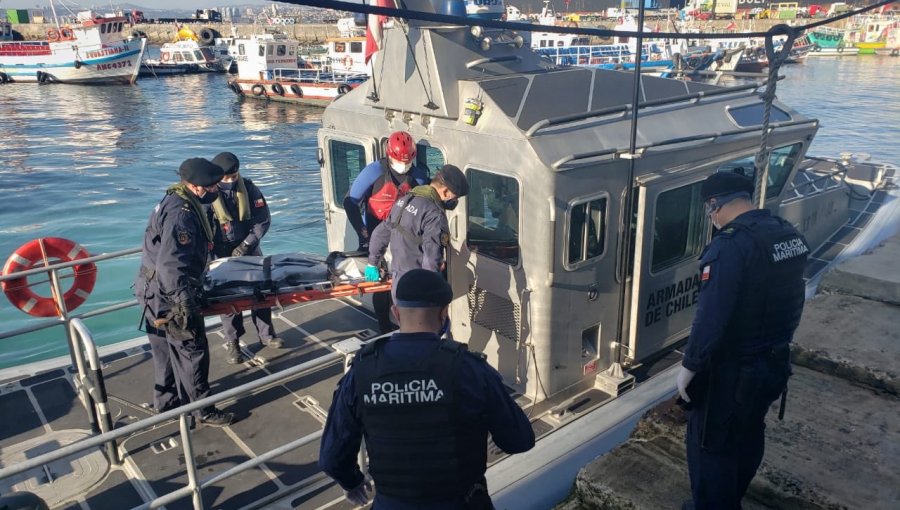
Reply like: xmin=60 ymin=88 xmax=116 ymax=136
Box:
xmin=218 ymin=180 xmax=237 ymax=191
xmin=443 ymin=198 xmax=459 ymax=211
xmin=198 ymin=190 xmax=218 ymax=205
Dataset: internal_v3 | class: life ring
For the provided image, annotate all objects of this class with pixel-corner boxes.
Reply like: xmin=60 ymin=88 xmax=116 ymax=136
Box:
xmin=60 ymin=28 xmax=73 ymax=40
xmin=837 ymin=46 xmax=844 ymax=53
xmin=47 ymin=29 xmax=60 ymax=41
xmin=251 ymin=84 xmax=266 ymax=96
xmin=290 ymin=84 xmax=303 ymax=97
xmin=2 ymin=237 xmax=97 ymax=317
xmin=272 ymin=82 xmax=285 ymax=95
xmin=161 ymin=51 xmax=170 ymax=62
xmin=342 ymin=55 xmax=353 ymax=68
xmin=337 ymin=84 xmax=352 ymax=95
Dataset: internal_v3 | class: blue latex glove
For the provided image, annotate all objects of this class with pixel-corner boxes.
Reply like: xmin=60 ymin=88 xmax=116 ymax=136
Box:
xmin=365 ymin=264 xmax=381 ymax=282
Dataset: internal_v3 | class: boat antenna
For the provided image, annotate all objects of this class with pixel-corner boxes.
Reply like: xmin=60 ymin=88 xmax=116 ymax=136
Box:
xmin=751 ymin=25 xmax=796 ymax=208
xmin=607 ymin=0 xmax=647 ymax=375
xmin=49 ymin=0 xmax=62 ymax=31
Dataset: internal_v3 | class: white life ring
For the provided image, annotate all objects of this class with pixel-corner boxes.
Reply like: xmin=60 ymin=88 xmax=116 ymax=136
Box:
xmin=342 ymin=55 xmax=353 ymax=68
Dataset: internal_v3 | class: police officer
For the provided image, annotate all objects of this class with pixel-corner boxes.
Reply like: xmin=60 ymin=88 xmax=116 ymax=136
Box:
xmin=319 ymin=269 xmax=535 ymax=509
xmin=344 ymin=131 xmax=429 ymax=333
xmin=365 ymin=165 xmax=468 ymax=298
xmin=676 ymin=172 xmax=809 ymax=510
xmin=210 ymin=152 xmax=283 ymax=364
xmin=134 ymin=158 xmax=234 ymax=427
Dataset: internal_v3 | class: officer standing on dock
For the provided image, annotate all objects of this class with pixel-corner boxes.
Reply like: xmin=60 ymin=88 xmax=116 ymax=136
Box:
xmin=344 ymin=131 xmax=429 ymax=333
xmin=134 ymin=158 xmax=234 ymax=427
xmin=320 ymin=269 xmax=535 ymax=509
xmin=676 ymin=172 xmax=809 ymax=510
xmin=365 ymin=165 xmax=468 ymax=298
xmin=210 ymin=152 xmax=283 ymax=365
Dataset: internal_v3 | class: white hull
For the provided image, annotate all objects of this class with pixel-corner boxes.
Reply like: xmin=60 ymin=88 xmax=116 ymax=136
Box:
xmin=0 ymin=38 xmax=146 ymax=84
xmin=231 ymin=79 xmax=356 ymax=106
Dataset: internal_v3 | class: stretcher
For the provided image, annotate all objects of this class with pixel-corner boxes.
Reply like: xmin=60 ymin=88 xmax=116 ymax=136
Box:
xmin=201 ymin=251 xmax=391 ymax=316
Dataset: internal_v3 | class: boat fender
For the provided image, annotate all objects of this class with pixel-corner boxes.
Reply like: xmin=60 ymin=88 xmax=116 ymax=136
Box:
xmin=272 ymin=82 xmax=285 ymax=95
xmin=37 ymin=72 xmax=52 ymax=84
xmin=0 ymin=72 xmax=8 ymax=84
xmin=74 ymin=60 xmax=82 ymax=69
xmin=2 ymin=237 xmax=98 ymax=318
xmin=342 ymin=55 xmax=353 ymax=68
xmin=337 ymin=84 xmax=352 ymax=95
xmin=290 ymin=84 xmax=303 ymax=97
xmin=229 ymin=81 xmax=243 ymax=94
xmin=892 ymin=49 xmax=899 ymax=57
xmin=251 ymin=84 xmax=266 ymax=96
xmin=812 ymin=43 xmax=821 ymax=52
xmin=199 ymin=28 xmax=215 ymax=45
xmin=837 ymin=46 xmax=844 ymax=53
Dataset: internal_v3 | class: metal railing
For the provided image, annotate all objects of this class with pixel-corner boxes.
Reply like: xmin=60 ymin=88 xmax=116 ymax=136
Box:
xmin=68 ymin=318 xmax=119 ymax=464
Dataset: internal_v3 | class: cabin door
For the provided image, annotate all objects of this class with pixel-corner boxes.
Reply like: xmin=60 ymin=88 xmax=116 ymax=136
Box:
xmin=627 ymin=174 xmax=710 ymax=362
xmin=318 ymin=130 xmax=376 ymax=252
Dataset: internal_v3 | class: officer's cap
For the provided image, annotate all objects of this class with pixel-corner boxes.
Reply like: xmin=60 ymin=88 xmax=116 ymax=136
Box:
xmin=395 ymin=269 xmax=453 ymax=308
xmin=701 ymin=172 xmax=754 ymax=202
xmin=436 ymin=165 xmax=469 ymax=197
xmin=212 ymin=152 xmax=240 ymax=175
xmin=179 ymin=158 xmax=224 ymax=187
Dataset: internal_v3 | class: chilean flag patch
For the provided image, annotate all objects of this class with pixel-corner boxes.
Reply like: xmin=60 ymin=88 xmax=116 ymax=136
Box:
xmin=254 ymin=198 xmax=265 ymax=208
xmin=701 ymin=265 xmax=711 ymax=282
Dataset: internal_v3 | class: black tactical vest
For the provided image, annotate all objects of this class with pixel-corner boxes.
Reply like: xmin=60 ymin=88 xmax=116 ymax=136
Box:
xmin=353 ymin=337 xmax=488 ymax=502
xmin=723 ymin=213 xmax=809 ymax=356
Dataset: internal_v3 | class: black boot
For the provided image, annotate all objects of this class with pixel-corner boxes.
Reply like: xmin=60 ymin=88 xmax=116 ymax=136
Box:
xmin=223 ymin=341 xmax=245 ymax=364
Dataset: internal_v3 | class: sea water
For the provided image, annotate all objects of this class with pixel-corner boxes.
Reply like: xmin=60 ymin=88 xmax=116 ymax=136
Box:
xmin=0 ymin=57 xmax=898 ymax=369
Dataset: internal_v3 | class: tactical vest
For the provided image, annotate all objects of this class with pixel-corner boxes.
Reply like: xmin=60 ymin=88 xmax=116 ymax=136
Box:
xmin=723 ymin=213 xmax=809 ymax=356
xmin=353 ymin=337 xmax=488 ymax=502
xmin=367 ymin=159 xmax=414 ymax=221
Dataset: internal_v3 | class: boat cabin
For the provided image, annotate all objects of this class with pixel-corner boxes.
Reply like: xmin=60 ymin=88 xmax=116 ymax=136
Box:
xmin=318 ymin=0 xmax=836 ymax=403
xmin=234 ymin=33 xmax=299 ymax=80
xmin=159 ymin=40 xmax=216 ymax=65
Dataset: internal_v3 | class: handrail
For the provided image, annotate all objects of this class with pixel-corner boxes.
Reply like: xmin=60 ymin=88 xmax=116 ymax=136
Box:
xmin=0 ymin=246 xmax=141 ymax=282
xmin=466 ymin=55 xmax=521 ymax=69
xmin=0 ymin=352 xmax=345 ymax=510
xmin=69 ymin=319 xmax=120 ymax=464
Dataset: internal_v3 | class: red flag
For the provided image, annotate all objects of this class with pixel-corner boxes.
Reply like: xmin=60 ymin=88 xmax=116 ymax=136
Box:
xmin=365 ymin=0 xmax=392 ymax=64
xmin=725 ymin=21 xmax=737 ymax=31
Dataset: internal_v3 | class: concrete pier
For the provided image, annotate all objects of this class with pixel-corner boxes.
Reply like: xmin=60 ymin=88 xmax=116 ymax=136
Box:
xmin=556 ymin=234 xmax=900 ymax=509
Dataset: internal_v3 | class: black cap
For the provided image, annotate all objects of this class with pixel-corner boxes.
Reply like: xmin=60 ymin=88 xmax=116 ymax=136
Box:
xmin=437 ymin=164 xmax=469 ymax=197
xmin=212 ymin=152 xmax=240 ymax=175
xmin=700 ymin=172 xmax=754 ymax=202
xmin=179 ymin=158 xmax=224 ymax=187
xmin=395 ymin=269 xmax=453 ymax=308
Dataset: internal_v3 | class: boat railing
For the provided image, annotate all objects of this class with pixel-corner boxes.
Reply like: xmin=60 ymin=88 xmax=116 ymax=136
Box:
xmin=270 ymin=66 xmax=368 ymax=84
xmin=0 ymin=333 xmax=352 ymax=510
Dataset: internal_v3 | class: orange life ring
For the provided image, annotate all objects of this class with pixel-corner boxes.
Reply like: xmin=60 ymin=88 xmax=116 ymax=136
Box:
xmin=342 ymin=55 xmax=353 ymax=68
xmin=161 ymin=51 xmax=171 ymax=62
xmin=2 ymin=237 xmax=97 ymax=317
xmin=60 ymin=28 xmax=73 ymax=40
xmin=47 ymin=29 xmax=60 ymax=41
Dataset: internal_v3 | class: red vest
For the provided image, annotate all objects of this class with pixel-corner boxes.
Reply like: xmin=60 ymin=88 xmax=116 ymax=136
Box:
xmin=367 ymin=160 xmax=413 ymax=221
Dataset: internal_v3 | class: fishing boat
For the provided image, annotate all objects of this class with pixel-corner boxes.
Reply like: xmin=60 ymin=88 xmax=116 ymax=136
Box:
xmin=844 ymin=15 xmax=900 ymax=56
xmin=139 ymin=27 xmax=233 ymax=77
xmin=227 ymin=33 xmax=367 ymax=106
xmin=807 ymin=26 xmax=861 ymax=56
xmin=1 ymin=2 xmax=899 ymax=509
xmin=0 ymin=11 xmax=145 ymax=84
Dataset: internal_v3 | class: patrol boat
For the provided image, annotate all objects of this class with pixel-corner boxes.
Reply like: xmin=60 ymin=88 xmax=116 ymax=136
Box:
xmin=1 ymin=2 xmax=899 ymax=509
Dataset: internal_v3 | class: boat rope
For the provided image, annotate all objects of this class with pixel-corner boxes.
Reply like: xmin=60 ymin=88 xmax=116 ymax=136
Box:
xmin=274 ymin=0 xmax=896 ymax=40
xmin=752 ymin=24 xmax=797 ymax=208
xmin=398 ymin=22 xmax=439 ymax=110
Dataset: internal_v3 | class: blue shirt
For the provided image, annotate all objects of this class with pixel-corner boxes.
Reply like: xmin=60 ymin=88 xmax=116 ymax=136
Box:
xmin=319 ymin=332 xmax=535 ymax=509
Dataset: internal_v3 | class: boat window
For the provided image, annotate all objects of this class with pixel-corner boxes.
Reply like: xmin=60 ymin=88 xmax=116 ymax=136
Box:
xmin=728 ymin=103 xmax=791 ymax=127
xmin=193 ymin=50 xmax=203 ymax=61
xmin=289 ymin=45 xmax=295 ymax=56
xmin=277 ymin=45 xmax=286 ymax=56
xmin=714 ymin=143 xmax=803 ymax=199
xmin=174 ymin=52 xmax=184 ymax=62
xmin=567 ymin=196 xmax=607 ymax=267
xmin=259 ymin=45 xmax=265 ymax=57
xmin=117 ymin=22 xmax=122 ymax=32
xmin=467 ymin=169 xmax=520 ymax=265
xmin=351 ymin=41 xmax=363 ymax=53
xmin=238 ymin=44 xmax=245 ymax=56
xmin=329 ymin=140 xmax=367 ymax=208
xmin=334 ymin=42 xmax=346 ymax=53
xmin=101 ymin=23 xmax=107 ymax=34
xmin=416 ymin=144 xmax=445 ymax=177
xmin=651 ymin=181 xmax=707 ymax=273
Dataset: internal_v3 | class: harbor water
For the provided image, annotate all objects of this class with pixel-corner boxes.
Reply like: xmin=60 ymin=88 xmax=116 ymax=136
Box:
xmin=0 ymin=57 xmax=898 ymax=369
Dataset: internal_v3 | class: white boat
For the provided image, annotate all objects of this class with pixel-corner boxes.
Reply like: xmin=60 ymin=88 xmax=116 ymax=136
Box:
xmin=228 ymin=33 xmax=367 ymax=106
xmin=0 ymin=13 xmax=145 ymax=84
xmin=139 ymin=40 xmax=233 ymax=77
xmin=299 ymin=17 xmax=372 ymax=76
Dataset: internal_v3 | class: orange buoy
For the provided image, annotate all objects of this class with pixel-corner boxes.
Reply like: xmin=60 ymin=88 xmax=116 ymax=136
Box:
xmin=2 ymin=237 xmax=97 ymax=317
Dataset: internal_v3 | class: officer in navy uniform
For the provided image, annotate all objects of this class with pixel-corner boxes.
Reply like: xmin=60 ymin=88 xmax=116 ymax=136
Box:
xmin=134 ymin=158 xmax=234 ymax=427
xmin=676 ymin=172 xmax=809 ymax=510
xmin=210 ymin=152 xmax=283 ymax=365
xmin=365 ymin=165 xmax=469 ymax=299
xmin=344 ymin=131 xmax=429 ymax=333
xmin=319 ymin=269 xmax=535 ymax=509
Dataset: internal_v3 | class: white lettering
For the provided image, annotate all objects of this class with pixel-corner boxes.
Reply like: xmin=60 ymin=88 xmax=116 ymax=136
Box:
xmin=365 ymin=378 xmax=445 ymax=405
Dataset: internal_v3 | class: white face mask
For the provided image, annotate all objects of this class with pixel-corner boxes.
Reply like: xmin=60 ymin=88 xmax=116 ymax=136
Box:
xmin=390 ymin=159 xmax=413 ymax=175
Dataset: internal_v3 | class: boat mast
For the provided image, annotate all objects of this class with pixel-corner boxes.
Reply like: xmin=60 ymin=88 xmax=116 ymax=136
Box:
xmin=49 ymin=0 xmax=62 ymax=32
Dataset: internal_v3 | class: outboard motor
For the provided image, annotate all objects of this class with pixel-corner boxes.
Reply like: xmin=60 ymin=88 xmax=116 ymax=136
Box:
xmin=0 ymin=492 xmax=50 ymax=510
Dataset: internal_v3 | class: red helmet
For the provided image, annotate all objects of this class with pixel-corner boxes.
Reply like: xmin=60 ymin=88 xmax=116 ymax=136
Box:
xmin=386 ymin=131 xmax=416 ymax=164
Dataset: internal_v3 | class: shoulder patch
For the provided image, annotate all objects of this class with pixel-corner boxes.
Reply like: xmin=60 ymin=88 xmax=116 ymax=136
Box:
xmin=254 ymin=198 xmax=265 ymax=208
xmin=720 ymin=226 xmax=736 ymax=235
xmin=440 ymin=232 xmax=450 ymax=247
xmin=465 ymin=350 xmax=488 ymax=362
xmin=177 ymin=231 xmax=191 ymax=245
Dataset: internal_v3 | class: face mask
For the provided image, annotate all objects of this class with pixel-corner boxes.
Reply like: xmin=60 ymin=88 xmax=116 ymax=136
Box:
xmin=198 ymin=189 xmax=218 ymax=205
xmin=443 ymin=198 xmax=459 ymax=211
xmin=218 ymin=180 xmax=236 ymax=191
xmin=390 ymin=159 xmax=412 ymax=175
